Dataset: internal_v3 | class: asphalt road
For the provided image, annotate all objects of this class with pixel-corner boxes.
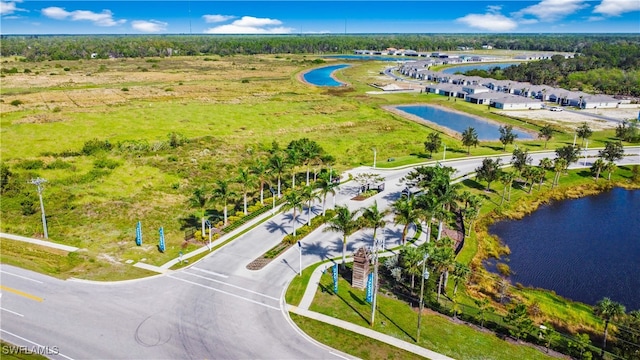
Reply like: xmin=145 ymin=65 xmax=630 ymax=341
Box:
xmin=1 ymin=148 xmax=639 ymax=359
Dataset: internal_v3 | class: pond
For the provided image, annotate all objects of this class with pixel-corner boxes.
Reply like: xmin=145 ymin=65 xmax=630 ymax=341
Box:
xmin=488 ymin=188 xmax=640 ymax=310
xmin=302 ymin=64 xmax=350 ymax=87
xmin=441 ymin=62 xmax=521 ymax=74
xmin=394 ymin=105 xmax=534 ymax=141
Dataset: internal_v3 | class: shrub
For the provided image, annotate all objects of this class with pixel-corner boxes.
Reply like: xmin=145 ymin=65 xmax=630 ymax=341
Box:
xmin=1 ymin=67 xmax=19 ymax=74
xmin=241 ymin=79 xmax=249 ymax=83
xmin=52 ymin=106 xmax=61 ymax=113
xmin=165 ymin=88 xmax=173 ymax=92
xmin=121 ymin=87 xmax=129 ymax=92
xmin=23 ymin=68 xmax=31 ymax=73
xmin=10 ymin=99 xmax=23 ymax=106
xmin=82 ymin=138 xmax=112 ymax=156
xmin=93 ymin=157 xmax=120 ymax=169
xmin=227 ymin=215 xmax=241 ymax=224
xmin=16 ymin=159 xmax=44 ymax=170
xmin=63 ymin=67 xmax=70 ymax=71
xmin=46 ymin=159 xmax=72 ymax=170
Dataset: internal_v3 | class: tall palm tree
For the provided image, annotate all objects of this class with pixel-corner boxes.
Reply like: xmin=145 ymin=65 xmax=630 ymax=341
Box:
xmin=316 ymin=172 xmax=339 ymax=216
xmin=499 ymin=171 xmax=516 ymax=206
xmin=281 ymin=189 xmax=304 ymax=237
xmin=591 ymin=158 xmax=606 ymax=181
xmin=302 ymin=141 xmax=321 ymax=186
xmin=300 ymin=185 xmax=320 ymax=226
xmin=605 ymin=161 xmax=617 ymax=181
xmin=538 ymin=125 xmax=554 ymax=149
xmin=287 ymin=147 xmax=302 ymax=189
xmin=213 ymin=179 xmax=235 ymax=226
xmin=324 ymin=205 xmax=359 ymax=268
xmin=429 ymin=238 xmax=455 ymax=301
xmin=236 ymin=167 xmax=256 ymax=215
xmin=594 ymin=297 xmax=626 ymax=358
xmin=461 ymin=127 xmax=479 ymax=155
xmin=552 ymin=158 xmax=568 ymax=188
xmin=416 ymin=192 xmax=438 ymax=243
xmin=451 ymin=262 xmax=471 ymax=296
xmin=268 ymin=153 xmax=287 ymax=198
xmin=393 ymin=197 xmax=419 ymax=245
xmin=189 ymin=186 xmax=210 ymax=237
xmin=399 ymin=245 xmax=423 ymax=289
xmin=251 ymin=159 xmax=270 ymax=205
xmin=360 ymin=201 xmax=388 ymax=247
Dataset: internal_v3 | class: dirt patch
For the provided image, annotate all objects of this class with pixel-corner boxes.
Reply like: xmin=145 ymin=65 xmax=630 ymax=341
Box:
xmin=495 ymin=106 xmax=640 ymax=131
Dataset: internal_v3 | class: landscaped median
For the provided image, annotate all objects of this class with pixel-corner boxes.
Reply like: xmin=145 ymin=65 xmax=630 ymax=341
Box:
xmin=286 ymin=260 xmax=556 ymax=360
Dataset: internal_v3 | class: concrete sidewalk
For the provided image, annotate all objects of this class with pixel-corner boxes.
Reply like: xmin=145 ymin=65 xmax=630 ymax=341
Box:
xmin=0 ymin=232 xmax=79 ymax=252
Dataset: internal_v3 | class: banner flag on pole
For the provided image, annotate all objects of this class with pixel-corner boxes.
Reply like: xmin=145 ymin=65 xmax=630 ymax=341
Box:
xmin=366 ymin=272 xmax=374 ymax=303
xmin=333 ymin=263 xmax=338 ymax=294
xmin=158 ymin=227 xmax=165 ymax=252
xmin=135 ymin=221 xmax=142 ymax=246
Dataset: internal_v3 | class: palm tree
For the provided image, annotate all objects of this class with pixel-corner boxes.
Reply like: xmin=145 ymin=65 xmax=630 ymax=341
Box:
xmin=552 ymin=158 xmax=568 ymax=188
xmin=499 ymin=125 xmax=517 ymax=151
xmin=461 ymin=127 xmax=479 ymax=155
xmin=251 ymin=159 xmax=270 ymax=205
xmin=429 ymin=238 xmax=455 ymax=301
xmin=424 ymin=132 xmax=442 ymax=157
xmin=213 ymin=179 xmax=235 ymax=226
xmin=189 ymin=186 xmax=210 ymax=237
xmin=268 ymin=153 xmax=287 ymax=198
xmin=324 ymin=205 xmax=359 ymax=268
xmin=399 ymin=246 xmax=423 ymax=289
xmin=538 ymin=125 xmax=554 ymax=149
xmin=594 ymin=297 xmax=626 ymax=357
xmin=282 ymin=189 xmax=304 ymax=237
xmin=300 ymin=185 xmax=320 ymax=226
xmin=576 ymin=122 xmax=593 ymax=147
xmin=451 ymin=262 xmax=471 ymax=296
xmin=393 ymin=197 xmax=419 ymax=245
xmin=302 ymin=141 xmax=321 ymax=186
xmin=605 ymin=161 xmax=617 ymax=181
xmin=360 ymin=201 xmax=388 ymax=247
xmin=499 ymin=171 xmax=516 ymax=206
xmin=416 ymin=192 xmax=439 ymax=243
xmin=475 ymin=157 xmax=503 ymax=191
xmin=287 ymin=147 xmax=302 ymax=189
xmin=316 ymin=172 xmax=339 ymax=216
xmin=236 ymin=167 xmax=256 ymax=215
xmin=591 ymin=158 xmax=606 ymax=181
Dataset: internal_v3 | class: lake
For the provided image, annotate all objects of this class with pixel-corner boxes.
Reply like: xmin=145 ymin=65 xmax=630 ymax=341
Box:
xmin=489 ymin=188 xmax=640 ymax=310
xmin=395 ymin=105 xmax=534 ymax=141
xmin=302 ymin=64 xmax=350 ymax=87
xmin=441 ymin=62 xmax=521 ymax=74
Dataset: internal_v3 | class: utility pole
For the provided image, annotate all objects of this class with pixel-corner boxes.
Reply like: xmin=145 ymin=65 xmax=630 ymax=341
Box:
xmin=416 ymin=253 xmax=429 ymax=343
xmin=29 ymin=177 xmax=49 ymax=238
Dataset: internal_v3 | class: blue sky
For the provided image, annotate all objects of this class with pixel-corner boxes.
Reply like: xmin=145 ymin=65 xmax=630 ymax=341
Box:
xmin=1 ymin=1 xmax=639 ymax=34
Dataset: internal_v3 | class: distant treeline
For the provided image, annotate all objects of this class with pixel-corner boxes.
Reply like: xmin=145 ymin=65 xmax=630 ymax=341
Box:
xmin=1 ymin=33 xmax=639 ymax=61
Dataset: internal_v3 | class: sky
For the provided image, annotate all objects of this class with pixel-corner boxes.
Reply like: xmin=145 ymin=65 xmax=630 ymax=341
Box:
xmin=1 ymin=0 xmax=639 ymax=34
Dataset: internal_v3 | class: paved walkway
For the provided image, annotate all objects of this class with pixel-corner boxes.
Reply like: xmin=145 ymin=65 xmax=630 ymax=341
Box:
xmin=0 ymin=232 xmax=79 ymax=252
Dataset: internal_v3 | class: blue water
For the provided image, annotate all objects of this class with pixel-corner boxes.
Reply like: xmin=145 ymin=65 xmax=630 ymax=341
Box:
xmin=441 ymin=62 xmax=521 ymax=74
xmin=303 ymin=64 xmax=350 ymax=87
xmin=489 ymin=188 xmax=640 ymax=310
xmin=395 ymin=105 xmax=534 ymax=141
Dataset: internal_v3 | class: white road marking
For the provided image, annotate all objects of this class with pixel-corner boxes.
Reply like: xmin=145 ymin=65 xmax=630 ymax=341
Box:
xmin=182 ymin=271 xmax=280 ymax=301
xmin=0 ymin=329 xmax=74 ymax=360
xmin=0 ymin=270 xmax=44 ymax=284
xmin=330 ymin=351 xmax=352 ymax=360
xmin=167 ymin=275 xmax=280 ymax=311
xmin=191 ymin=267 xmax=229 ymax=278
xmin=1 ymin=307 xmax=24 ymax=317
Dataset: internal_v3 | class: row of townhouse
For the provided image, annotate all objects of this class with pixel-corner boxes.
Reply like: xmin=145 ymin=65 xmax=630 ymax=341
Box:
xmin=400 ymin=61 xmax=626 ymax=110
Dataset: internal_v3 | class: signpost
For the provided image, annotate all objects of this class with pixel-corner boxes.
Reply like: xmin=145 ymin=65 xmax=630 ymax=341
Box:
xmin=135 ymin=221 xmax=142 ymax=246
xmin=332 ymin=263 xmax=338 ymax=294
xmin=158 ymin=227 xmax=165 ymax=252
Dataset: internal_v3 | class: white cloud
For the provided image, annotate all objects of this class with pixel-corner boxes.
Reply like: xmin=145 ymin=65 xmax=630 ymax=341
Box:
xmin=202 ymin=14 xmax=234 ymax=23
xmin=42 ymin=6 xmax=125 ymax=26
xmin=593 ymin=0 xmax=640 ymax=16
xmin=519 ymin=18 xmax=539 ymax=24
xmin=1 ymin=0 xmax=25 ymax=16
xmin=513 ymin=0 xmax=589 ymax=22
xmin=456 ymin=13 xmax=518 ymax=31
xmin=204 ymin=16 xmax=293 ymax=34
xmin=588 ymin=16 xmax=606 ymax=21
xmin=131 ymin=20 xmax=167 ymax=33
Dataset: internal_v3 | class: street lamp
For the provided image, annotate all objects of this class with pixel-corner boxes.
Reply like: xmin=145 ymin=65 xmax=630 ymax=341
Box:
xmin=370 ymin=232 xmax=384 ymax=325
xmin=583 ymin=140 xmax=589 ymax=166
xmin=442 ymin=143 xmax=447 ymax=162
xmin=269 ymin=187 xmax=276 ymax=215
xmin=297 ymin=241 xmax=302 ymax=276
xmin=29 ymin=177 xmax=49 ymax=238
xmin=416 ymin=253 xmax=430 ymax=343
xmin=205 ymin=220 xmax=212 ymax=250
xmin=372 ymin=147 xmax=377 ymax=169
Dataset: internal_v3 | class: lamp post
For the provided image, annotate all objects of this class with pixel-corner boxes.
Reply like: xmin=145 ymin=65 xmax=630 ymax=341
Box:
xmin=269 ymin=187 xmax=276 ymax=215
xmin=297 ymin=241 xmax=302 ymax=276
xmin=370 ymin=232 xmax=384 ymax=325
xmin=416 ymin=253 xmax=430 ymax=343
xmin=442 ymin=144 xmax=447 ymax=162
xmin=583 ymin=140 xmax=589 ymax=166
xmin=29 ymin=177 xmax=48 ymax=238
xmin=372 ymin=147 xmax=377 ymax=169
xmin=572 ymin=132 xmax=577 ymax=146
xmin=205 ymin=220 xmax=212 ymax=250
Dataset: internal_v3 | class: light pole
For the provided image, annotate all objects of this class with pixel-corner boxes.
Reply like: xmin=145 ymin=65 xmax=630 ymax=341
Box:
xmin=416 ymin=253 xmax=429 ymax=343
xmin=583 ymin=140 xmax=589 ymax=166
xmin=370 ymin=232 xmax=384 ymax=325
xmin=29 ymin=177 xmax=49 ymax=238
xmin=270 ymin=187 xmax=276 ymax=215
xmin=572 ymin=132 xmax=577 ymax=146
xmin=442 ymin=144 xmax=447 ymax=162
xmin=205 ymin=220 xmax=212 ymax=250
xmin=372 ymin=147 xmax=377 ymax=169
xmin=297 ymin=241 xmax=302 ymax=276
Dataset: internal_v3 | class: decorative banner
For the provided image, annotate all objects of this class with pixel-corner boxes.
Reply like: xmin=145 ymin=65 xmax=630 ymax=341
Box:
xmin=135 ymin=221 xmax=142 ymax=246
xmin=333 ymin=263 xmax=338 ymax=294
xmin=158 ymin=227 xmax=165 ymax=252
xmin=366 ymin=272 xmax=374 ymax=303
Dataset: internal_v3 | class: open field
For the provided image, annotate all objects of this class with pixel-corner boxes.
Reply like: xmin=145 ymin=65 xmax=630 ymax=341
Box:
xmin=1 ymin=54 xmax=638 ymax=279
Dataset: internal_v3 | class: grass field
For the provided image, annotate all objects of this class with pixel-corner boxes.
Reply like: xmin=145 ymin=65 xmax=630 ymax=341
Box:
xmin=0 ymin=54 xmax=637 ymax=282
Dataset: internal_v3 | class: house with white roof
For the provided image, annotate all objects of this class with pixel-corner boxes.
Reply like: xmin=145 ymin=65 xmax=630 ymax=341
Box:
xmin=581 ymin=95 xmax=620 ymax=109
xmin=493 ymin=95 xmax=544 ymax=110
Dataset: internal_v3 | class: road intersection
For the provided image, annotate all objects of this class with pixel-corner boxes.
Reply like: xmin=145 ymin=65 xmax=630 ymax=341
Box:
xmin=1 ymin=148 xmax=639 ymax=359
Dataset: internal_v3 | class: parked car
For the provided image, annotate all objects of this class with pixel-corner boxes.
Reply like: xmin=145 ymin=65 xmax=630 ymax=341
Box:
xmin=550 ymin=107 xmax=563 ymax=112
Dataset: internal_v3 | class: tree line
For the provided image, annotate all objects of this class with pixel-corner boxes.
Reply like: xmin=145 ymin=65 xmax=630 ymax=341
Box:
xmin=2 ymin=34 xmax=638 ymax=61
